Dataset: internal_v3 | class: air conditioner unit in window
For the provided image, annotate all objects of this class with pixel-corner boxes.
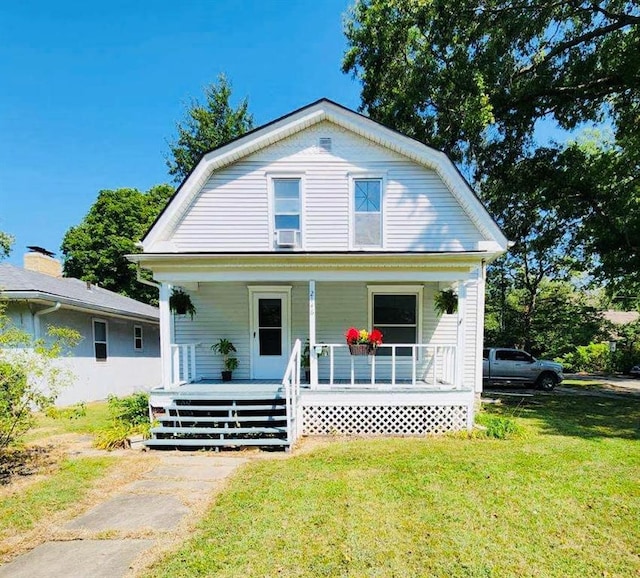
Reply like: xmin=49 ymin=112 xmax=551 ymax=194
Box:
xmin=276 ymin=229 xmax=297 ymax=247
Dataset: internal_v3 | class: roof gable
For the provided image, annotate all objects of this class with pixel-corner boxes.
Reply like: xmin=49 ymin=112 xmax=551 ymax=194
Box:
xmin=143 ymin=99 xmax=508 ymax=251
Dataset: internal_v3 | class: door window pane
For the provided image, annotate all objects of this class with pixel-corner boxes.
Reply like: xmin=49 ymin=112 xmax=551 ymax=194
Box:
xmin=258 ymin=298 xmax=282 ymax=356
xmin=259 ymin=329 xmax=282 ymax=355
xmin=259 ymin=299 xmax=281 ymax=327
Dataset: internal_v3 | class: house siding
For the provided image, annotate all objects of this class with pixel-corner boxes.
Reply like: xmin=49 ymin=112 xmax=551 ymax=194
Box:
xmin=170 ymin=121 xmax=484 ymax=253
xmin=2 ymin=303 xmax=161 ymax=406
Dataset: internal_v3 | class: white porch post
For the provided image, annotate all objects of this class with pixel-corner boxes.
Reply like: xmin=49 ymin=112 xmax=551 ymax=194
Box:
xmin=159 ymin=282 xmax=173 ymax=389
xmin=473 ymin=264 xmax=486 ymax=395
xmin=456 ymin=281 xmax=467 ymax=390
xmin=309 ymin=280 xmax=318 ymax=388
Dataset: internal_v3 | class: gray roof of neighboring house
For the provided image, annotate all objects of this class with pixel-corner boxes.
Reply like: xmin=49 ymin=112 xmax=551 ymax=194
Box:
xmin=0 ymin=263 xmax=159 ymax=322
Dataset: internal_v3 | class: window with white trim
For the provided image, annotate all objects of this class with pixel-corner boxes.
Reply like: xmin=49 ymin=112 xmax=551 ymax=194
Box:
xmin=369 ymin=286 xmax=422 ymax=357
xmin=273 ymin=178 xmax=301 ymax=232
xmin=353 ymin=178 xmax=382 ymax=247
xmin=134 ymin=325 xmax=143 ymax=351
xmin=93 ymin=320 xmax=108 ymax=361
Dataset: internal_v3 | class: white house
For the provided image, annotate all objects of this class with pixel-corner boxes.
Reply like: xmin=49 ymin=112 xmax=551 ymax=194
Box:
xmin=0 ymin=250 xmax=160 ymax=406
xmin=130 ymin=99 xmax=508 ymax=450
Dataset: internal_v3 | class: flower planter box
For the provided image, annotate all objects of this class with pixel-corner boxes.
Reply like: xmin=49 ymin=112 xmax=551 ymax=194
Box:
xmin=349 ymin=344 xmax=371 ymax=356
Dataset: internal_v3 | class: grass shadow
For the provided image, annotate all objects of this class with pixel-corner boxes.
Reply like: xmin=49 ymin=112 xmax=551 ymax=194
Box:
xmin=486 ymin=393 xmax=640 ymax=440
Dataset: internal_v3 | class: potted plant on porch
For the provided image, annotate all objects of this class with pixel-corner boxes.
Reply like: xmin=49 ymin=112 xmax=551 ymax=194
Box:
xmin=211 ymin=338 xmax=238 ymax=382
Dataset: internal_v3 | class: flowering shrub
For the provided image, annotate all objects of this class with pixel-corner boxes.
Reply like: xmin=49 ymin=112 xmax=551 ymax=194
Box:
xmin=345 ymin=327 xmax=383 ymax=346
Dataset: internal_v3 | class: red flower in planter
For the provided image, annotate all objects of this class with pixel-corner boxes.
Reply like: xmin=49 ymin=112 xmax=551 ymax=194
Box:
xmin=369 ymin=328 xmax=383 ymax=346
xmin=345 ymin=327 xmax=361 ymax=344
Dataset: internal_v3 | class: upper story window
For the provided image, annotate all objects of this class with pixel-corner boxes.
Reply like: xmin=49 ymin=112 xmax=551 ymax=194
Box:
xmin=274 ymin=178 xmax=301 ymax=232
xmin=353 ymin=178 xmax=383 ymax=248
xmin=93 ymin=319 xmax=108 ymax=361
xmin=134 ymin=325 xmax=143 ymax=351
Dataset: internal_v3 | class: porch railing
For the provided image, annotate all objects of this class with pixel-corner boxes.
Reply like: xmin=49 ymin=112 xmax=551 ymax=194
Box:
xmin=170 ymin=343 xmax=197 ymax=386
xmin=317 ymin=343 xmax=458 ymax=389
xmin=282 ymin=338 xmax=302 ymax=445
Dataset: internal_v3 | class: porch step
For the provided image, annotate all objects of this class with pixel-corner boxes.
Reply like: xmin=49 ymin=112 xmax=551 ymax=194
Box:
xmin=145 ymin=438 xmax=290 ymax=448
xmin=162 ymin=403 xmax=285 ymax=412
xmin=167 ymin=392 xmax=284 ymax=401
xmin=157 ymin=415 xmax=286 ymax=424
xmin=147 ymin=386 xmax=291 ymax=451
xmin=152 ymin=426 xmax=287 ymax=435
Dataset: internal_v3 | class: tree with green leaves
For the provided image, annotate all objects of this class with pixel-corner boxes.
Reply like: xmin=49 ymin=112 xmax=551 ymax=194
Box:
xmin=343 ymin=0 xmax=640 ymax=348
xmin=0 ymin=307 xmax=80 ymax=451
xmin=61 ymin=184 xmax=174 ymax=304
xmin=167 ymin=74 xmax=254 ymax=182
xmin=0 ymin=231 xmax=13 ymax=260
xmin=343 ymin=0 xmax=640 ymax=173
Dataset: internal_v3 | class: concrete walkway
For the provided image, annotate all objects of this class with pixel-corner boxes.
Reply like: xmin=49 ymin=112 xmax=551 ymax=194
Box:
xmin=0 ymin=453 xmax=249 ymax=578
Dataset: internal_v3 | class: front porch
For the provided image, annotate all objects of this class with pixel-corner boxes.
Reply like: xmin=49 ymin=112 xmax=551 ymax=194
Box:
xmin=146 ymin=358 xmax=475 ymax=450
xmin=140 ymin=256 xmax=486 ymax=449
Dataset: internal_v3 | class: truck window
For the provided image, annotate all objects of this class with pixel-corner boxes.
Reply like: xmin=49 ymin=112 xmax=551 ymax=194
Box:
xmin=483 ymin=349 xmax=490 ymax=360
xmin=496 ymin=350 xmax=533 ymax=362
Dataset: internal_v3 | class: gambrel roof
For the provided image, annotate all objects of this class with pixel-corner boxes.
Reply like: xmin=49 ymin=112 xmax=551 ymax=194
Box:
xmin=143 ymin=98 xmax=508 ymax=253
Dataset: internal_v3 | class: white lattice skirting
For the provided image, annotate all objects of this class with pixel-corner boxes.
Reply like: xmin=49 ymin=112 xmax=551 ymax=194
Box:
xmin=302 ymin=405 xmax=469 ymax=435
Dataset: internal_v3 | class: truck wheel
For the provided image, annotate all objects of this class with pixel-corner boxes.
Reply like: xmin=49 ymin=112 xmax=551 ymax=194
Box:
xmin=536 ymin=373 xmax=557 ymax=391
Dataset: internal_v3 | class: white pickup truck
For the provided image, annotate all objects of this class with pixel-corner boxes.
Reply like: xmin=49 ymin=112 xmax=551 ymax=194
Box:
xmin=483 ymin=348 xmax=564 ymax=391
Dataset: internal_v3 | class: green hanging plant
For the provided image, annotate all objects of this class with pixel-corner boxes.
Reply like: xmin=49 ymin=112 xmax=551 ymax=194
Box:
xmin=169 ymin=288 xmax=197 ymax=319
xmin=434 ymin=289 xmax=458 ymax=315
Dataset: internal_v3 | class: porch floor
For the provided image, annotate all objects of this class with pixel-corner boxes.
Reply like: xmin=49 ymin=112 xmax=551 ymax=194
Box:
xmin=151 ymin=379 xmax=472 ymax=396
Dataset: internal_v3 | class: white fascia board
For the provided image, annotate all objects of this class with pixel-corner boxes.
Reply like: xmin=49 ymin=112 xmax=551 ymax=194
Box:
xmin=131 ymin=252 xmax=484 ymax=283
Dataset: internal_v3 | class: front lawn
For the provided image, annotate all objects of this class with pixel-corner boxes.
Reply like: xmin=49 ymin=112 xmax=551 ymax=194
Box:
xmin=144 ymin=394 xmax=640 ymax=578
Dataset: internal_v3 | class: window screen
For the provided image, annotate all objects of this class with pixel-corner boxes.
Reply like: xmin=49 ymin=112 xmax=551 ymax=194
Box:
xmin=354 ymin=179 xmax=381 ymax=246
xmin=274 ymin=178 xmax=300 ymax=231
xmin=93 ymin=320 xmax=107 ymax=361
xmin=373 ymin=294 xmax=417 ymax=356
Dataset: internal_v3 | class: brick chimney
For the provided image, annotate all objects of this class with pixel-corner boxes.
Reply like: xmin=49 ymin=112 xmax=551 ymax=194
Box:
xmin=24 ymin=247 xmax=62 ymax=278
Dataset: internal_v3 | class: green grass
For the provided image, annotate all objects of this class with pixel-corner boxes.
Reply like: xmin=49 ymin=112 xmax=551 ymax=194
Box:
xmin=145 ymin=395 xmax=640 ymax=578
xmin=25 ymin=401 xmax=112 ymax=442
xmin=0 ymin=456 xmax=115 ymax=537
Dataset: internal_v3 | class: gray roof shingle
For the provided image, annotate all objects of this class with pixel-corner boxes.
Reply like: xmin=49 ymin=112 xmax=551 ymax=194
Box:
xmin=0 ymin=263 xmax=159 ymax=321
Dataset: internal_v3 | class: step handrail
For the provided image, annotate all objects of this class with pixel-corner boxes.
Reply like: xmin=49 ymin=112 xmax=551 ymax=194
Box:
xmin=282 ymin=338 xmax=302 ymax=446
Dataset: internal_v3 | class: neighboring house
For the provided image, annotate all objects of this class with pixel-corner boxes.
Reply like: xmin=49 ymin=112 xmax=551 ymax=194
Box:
xmin=130 ymin=99 xmax=508 ymax=450
xmin=0 ymin=250 xmax=160 ymax=406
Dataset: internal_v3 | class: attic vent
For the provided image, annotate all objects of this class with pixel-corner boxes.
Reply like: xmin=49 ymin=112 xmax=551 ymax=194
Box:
xmin=319 ymin=137 xmax=332 ymax=152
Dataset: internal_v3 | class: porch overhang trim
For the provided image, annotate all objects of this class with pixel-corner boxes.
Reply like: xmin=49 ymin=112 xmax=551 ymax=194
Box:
xmin=127 ymin=251 xmax=493 ymax=283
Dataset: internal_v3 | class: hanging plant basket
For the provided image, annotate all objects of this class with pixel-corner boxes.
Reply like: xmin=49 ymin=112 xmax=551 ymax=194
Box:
xmin=170 ymin=288 xmax=197 ymax=319
xmin=434 ymin=289 xmax=458 ymax=315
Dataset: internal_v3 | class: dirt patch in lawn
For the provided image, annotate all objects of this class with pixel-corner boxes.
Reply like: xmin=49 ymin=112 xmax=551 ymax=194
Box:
xmin=0 ymin=445 xmax=57 ymax=486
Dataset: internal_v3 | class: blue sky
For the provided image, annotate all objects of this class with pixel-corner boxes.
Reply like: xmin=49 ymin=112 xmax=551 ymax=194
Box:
xmin=0 ymin=0 xmax=359 ymax=265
